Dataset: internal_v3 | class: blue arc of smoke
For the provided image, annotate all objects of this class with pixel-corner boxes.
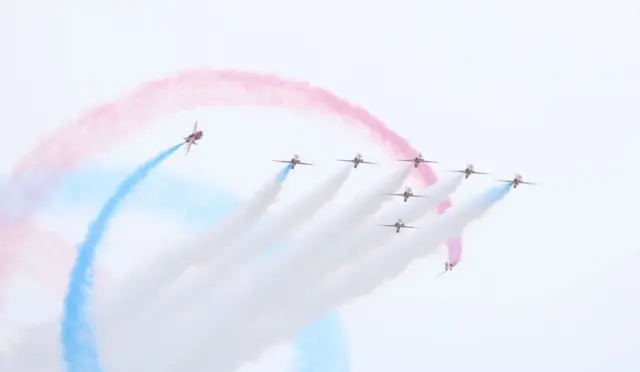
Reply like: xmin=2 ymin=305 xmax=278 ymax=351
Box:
xmin=61 ymin=144 xmax=182 ymax=372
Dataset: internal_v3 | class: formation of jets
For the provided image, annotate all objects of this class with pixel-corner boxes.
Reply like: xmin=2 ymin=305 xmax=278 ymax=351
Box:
xmin=182 ymin=123 xmax=537 ymax=190
xmin=182 ymin=123 xmax=537 ymax=191
xmin=183 ymin=122 xmax=536 ymax=273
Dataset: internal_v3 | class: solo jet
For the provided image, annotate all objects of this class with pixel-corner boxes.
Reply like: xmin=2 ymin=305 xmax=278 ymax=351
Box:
xmin=184 ymin=121 xmax=203 ymax=155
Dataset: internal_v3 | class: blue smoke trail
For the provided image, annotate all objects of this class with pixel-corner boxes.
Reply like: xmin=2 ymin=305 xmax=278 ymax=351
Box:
xmin=475 ymin=182 xmax=512 ymax=215
xmin=485 ymin=182 xmax=512 ymax=203
xmin=61 ymin=144 xmax=182 ymax=372
xmin=278 ymin=164 xmax=293 ymax=182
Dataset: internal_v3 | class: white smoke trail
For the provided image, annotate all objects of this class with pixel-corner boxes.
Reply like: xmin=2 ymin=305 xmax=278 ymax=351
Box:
xmin=150 ymin=165 xmax=350 ymax=316
xmin=204 ymin=174 xmax=464 ymax=357
xmin=335 ymin=175 xmax=463 ymax=269
xmin=94 ymin=168 xmax=289 ymax=369
xmin=114 ymin=166 xmax=352 ymax=364
xmin=163 ymin=165 xmax=412 ymax=372
xmin=254 ymin=174 xmax=464 ymax=323
xmin=195 ymin=184 xmax=512 ymax=372
xmin=184 ymin=176 xmax=463 ymax=372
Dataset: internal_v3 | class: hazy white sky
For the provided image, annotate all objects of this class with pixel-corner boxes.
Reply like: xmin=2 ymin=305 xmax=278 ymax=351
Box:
xmin=1 ymin=0 xmax=639 ymax=371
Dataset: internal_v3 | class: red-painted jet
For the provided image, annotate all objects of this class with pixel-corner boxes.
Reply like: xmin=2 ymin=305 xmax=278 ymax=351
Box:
xmin=387 ymin=186 xmax=427 ymax=202
xmin=450 ymin=163 xmax=490 ymax=179
xmin=498 ymin=173 xmax=537 ymax=189
xmin=397 ymin=152 xmax=438 ymax=168
xmin=378 ymin=218 xmax=416 ymax=233
xmin=272 ymin=154 xmax=313 ymax=169
xmin=184 ymin=121 xmax=203 ymax=155
xmin=337 ymin=153 xmax=377 ymax=168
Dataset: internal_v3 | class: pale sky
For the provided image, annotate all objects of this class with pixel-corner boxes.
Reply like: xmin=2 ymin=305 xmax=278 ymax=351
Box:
xmin=1 ymin=0 xmax=639 ymax=371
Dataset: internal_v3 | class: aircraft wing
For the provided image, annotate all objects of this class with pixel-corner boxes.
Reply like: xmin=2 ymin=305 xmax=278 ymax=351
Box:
xmin=387 ymin=193 xmax=404 ymax=196
xmin=361 ymin=161 xmax=377 ymax=164
xmin=497 ymin=179 xmax=514 ymax=183
xmin=184 ymin=143 xmax=192 ymax=156
xmin=336 ymin=159 xmax=355 ymax=163
xmin=450 ymin=170 xmax=467 ymax=173
xmin=521 ymin=181 xmax=537 ymax=185
xmin=298 ymin=162 xmax=313 ymax=165
xmin=473 ymin=171 xmax=490 ymax=175
xmin=403 ymin=225 xmax=416 ymax=229
xmin=397 ymin=159 xmax=415 ymax=162
xmin=412 ymin=194 xmax=428 ymax=198
xmin=378 ymin=224 xmax=396 ymax=227
xmin=272 ymin=160 xmax=292 ymax=163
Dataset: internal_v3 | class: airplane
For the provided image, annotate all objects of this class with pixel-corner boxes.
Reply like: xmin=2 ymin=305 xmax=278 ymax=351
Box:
xmin=337 ymin=153 xmax=376 ymax=168
xmin=184 ymin=121 xmax=203 ymax=155
xmin=272 ymin=154 xmax=313 ymax=169
xmin=498 ymin=173 xmax=537 ymax=189
xmin=387 ymin=186 xmax=427 ymax=202
xmin=450 ymin=163 xmax=490 ymax=179
xmin=378 ymin=218 xmax=416 ymax=233
xmin=435 ymin=261 xmax=455 ymax=279
xmin=397 ymin=152 xmax=438 ymax=168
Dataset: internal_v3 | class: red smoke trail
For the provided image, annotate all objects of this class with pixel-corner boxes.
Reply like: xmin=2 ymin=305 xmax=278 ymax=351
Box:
xmin=0 ymin=69 xmax=459 ymax=306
